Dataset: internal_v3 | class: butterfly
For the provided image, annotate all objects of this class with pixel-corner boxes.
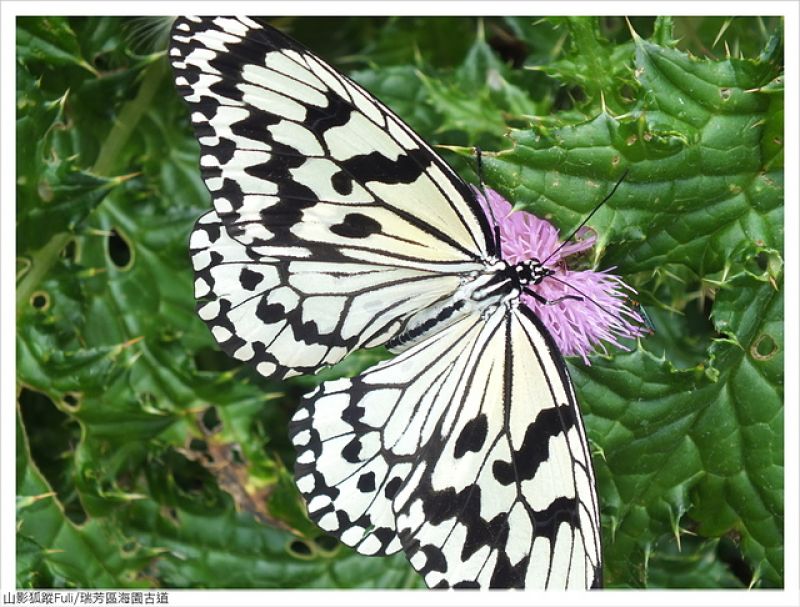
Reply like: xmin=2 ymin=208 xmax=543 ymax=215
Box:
xmin=170 ymin=16 xmax=602 ymax=589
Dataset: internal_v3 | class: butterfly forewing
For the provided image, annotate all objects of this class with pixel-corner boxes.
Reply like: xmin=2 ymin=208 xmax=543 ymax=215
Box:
xmin=170 ymin=16 xmax=494 ymax=261
xmin=172 ymin=16 xmax=499 ymax=378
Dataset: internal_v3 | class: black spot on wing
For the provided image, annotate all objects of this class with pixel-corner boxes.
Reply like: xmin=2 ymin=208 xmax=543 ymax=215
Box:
xmin=342 ymin=437 xmax=362 ymax=463
xmin=492 ymin=403 xmax=575 ymax=486
xmin=357 ymin=472 xmax=376 ymax=493
xmin=198 ymin=131 xmax=237 ymax=166
xmin=490 ymin=552 xmax=529 ymax=589
xmin=209 ymin=77 xmax=244 ymax=103
xmin=229 ymin=107 xmax=283 ymax=149
xmin=208 ymin=249 xmax=223 ymax=266
xmin=531 ymin=495 xmax=580 ymax=540
xmin=304 ymin=88 xmax=353 ymax=134
xmin=418 ymin=544 xmax=448 ymax=575
xmin=255 ymin=299 xmax=285 ymax=324
xmin=331 ymin=170 xmax=353 ymax=195
xmin=340 ymin=147 xmax=432 ymax=184
xmin=453 ymin=414 xmax=488 ymax=458
xmin=384 ymin=476 xmax=402 ymax=499
xmin=239 ymin=267 xmax=264 ymax=291
xmin=330 ymin=213 xmax=382 ymax=239
xmin=371 ymin=526 xmax=398 ymax=551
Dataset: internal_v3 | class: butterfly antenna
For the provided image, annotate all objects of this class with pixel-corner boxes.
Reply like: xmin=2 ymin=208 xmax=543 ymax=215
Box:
xmin=541 ymin=169 xmax=629 ymax=266
xmin=475 ymin=146 xmax=502 ymax=254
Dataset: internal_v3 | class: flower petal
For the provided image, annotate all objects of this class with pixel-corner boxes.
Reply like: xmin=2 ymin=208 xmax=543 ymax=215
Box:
xmin=473 ymin=187 xmax=647 ymax=361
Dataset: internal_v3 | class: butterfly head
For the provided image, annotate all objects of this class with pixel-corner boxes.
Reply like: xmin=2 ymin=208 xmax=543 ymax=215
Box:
xmin=514 ymin=259 xmax=553 ymax=287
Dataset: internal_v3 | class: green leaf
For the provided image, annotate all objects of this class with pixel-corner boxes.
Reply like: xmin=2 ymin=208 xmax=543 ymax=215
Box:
xmin=17 ymin=407 xmax=155 ymax=587
xmin=483 ymin=26 xmax=783 ymax=281
xmin=575 ymin=261 xmax=783 ymax=587
xmin=535 ymin=17 xmax=637 ymax=114
xmin=16 ymin=63 xmax=118 ymax=254
xmin=17 ymin=16 xmax=97 ymax=74
xmin=645 ymin=536 xmax=745 ymax=588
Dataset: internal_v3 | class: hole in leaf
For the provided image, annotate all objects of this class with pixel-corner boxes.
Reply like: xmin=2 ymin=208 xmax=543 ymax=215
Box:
xmin=718 ymin=534 xmax=753 ymax=587
xmin=750 ymin=333 xmax=778 ymax=361
xmin=92 ymin=52 xmax=113 ymax=72
xmin=230 ymin=446 xmax=245 ymax=465
xmin=61 ymin=392 xmax=81 ymax=411
xmin=107 ymin=228 xmax=132 ymax=269
xmin=30 ymin=290 xmax=50 ymax=311
xmin=201 ymin=407 xmax=221 ymax=433
xmin=138 ymin=391 xmax=156 ymax=406
xmin=193 ymin=347 xmax=240 ymax=372
xmin=18 ymin=387 xmax=86 ymax=524
xmin=553 ymin=86 xmax=586 ymax=110
xmin=754 ymin=251 xmax=768 ymax=271
xmin=313 ymin=535 xmax=339 ymax=553
xmin=164 ymin=448 xmax=217 ymax=499
xmin=121 ymin=540 xmax=138 ymax=554
xmin=287 ymin=539 xmax=314 ymax=559
xmin=61 ymin=239 xmax=78 ymax=262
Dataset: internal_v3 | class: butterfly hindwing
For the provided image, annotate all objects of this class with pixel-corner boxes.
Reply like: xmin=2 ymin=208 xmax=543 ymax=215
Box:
xmin=290 ymin=306 xmax=602 ymax=588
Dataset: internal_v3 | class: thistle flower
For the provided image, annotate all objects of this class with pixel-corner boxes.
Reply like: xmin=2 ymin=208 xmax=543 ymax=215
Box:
xmin=474 ymin=186 xmax=646 ymax=364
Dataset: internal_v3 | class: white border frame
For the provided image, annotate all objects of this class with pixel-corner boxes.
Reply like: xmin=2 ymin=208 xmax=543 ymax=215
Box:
xmin=2 ymin=2 xmax=798 ymax=606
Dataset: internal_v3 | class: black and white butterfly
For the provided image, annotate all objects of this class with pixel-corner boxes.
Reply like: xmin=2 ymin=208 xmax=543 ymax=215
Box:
xmin=171 ymin=16 xmax=602 ymax=589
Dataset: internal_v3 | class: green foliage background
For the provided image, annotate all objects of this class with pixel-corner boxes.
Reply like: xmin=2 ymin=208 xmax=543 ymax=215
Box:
xmin=16 ymin=16 xmax=784 ymax=589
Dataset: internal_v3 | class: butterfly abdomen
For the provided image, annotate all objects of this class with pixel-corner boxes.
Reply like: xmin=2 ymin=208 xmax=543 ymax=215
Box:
xmin=387 ymin=266 xmax=517 ymax=353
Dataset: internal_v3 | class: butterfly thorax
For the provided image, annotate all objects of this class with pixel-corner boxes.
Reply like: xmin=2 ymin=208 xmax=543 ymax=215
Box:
xmin=386 ymin=259 xmax=550 ymax=353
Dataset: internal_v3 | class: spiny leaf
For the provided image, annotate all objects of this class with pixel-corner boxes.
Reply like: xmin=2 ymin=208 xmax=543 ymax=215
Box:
xmin=17 ymin=16 xmax=97 ymax=74
xmin=16 ymin=408 xmax=155 ymax=587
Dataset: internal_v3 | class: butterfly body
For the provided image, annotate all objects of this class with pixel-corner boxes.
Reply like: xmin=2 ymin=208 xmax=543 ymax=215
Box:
xmin=385 ymin=261 xmax=513 ymax=352
xmin=172 ymin=16 xmax=602 ymax=589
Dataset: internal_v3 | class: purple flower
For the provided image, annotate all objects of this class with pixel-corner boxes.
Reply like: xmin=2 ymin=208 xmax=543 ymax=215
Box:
xmin=474 ymin=186 xmax=646 ymax=364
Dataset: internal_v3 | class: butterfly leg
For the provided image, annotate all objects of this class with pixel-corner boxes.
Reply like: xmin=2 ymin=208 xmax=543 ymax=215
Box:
xmin=523 ymin=287 xmax=583 ymax=306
